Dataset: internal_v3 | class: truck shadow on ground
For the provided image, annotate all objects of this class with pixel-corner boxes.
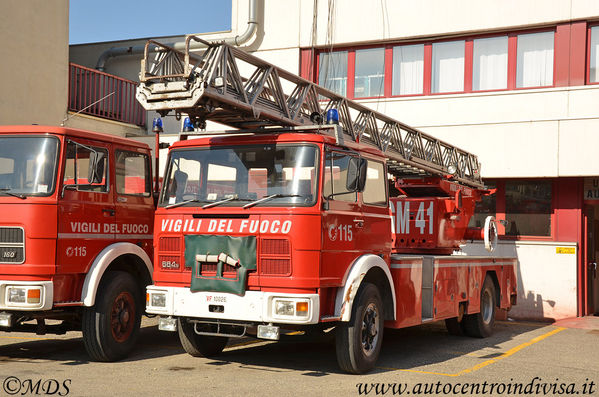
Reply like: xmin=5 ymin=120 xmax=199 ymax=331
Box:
xmin=0 ymin=322 xmax=184 ymax=365
xmin=187 ymin=320 xmax=549 ymax=376
xmin=0 ymin=320 xmax=548 ymax=373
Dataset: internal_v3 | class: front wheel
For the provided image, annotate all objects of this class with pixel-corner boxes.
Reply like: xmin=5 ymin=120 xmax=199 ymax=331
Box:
xmin=81 ymin=271 xmax=142 ymax=361
xmin=335 ymin=282 xmax=384 ymax=374
xmin=463 ymin=275 xmax=497 ymax=338
xmin=178 ymin=318 xmax=228 ymax=357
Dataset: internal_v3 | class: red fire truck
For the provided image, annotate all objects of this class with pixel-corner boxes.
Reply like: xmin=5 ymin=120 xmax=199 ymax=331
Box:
xmin=138 ymin=37 xmax=517 ymax=373
xmin=0 ymin=125 xmax=154 ymax=362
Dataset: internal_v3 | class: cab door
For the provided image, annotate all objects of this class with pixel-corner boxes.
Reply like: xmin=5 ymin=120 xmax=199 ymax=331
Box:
xmin=321 ymin=149 xmax=362 ymax=284
xmin=114 ymin=147 xmax=154 ymax=260
xmin=58 ymin=138 xmax=114 ymax=280
xmin=359 ymin=158 xmax=392 ymax=262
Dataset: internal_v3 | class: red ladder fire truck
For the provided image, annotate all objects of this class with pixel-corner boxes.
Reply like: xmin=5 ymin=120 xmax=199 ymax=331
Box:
xmin=0 ymin=125 xmax=155 ymax=361
xmin=138 ymin=37 xmax=517 ymax=374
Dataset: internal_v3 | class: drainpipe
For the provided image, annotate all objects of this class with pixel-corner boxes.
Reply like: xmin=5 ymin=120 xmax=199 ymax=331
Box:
xmin=95 ymin=0 xmax=259 ymax=71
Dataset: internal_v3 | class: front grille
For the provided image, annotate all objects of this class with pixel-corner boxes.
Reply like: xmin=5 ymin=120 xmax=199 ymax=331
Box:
xmin=261 ymin=258 xmax=291 ymax=275
xmin=262 ymin=239 xmax=290 ymax=255
xmin=159 ymin=237 xmax=180 ymax=251
xmin=0 ymin=227 xmax=25 ymax=264
xmin=260 ymin=238 xmax=291 ymax=276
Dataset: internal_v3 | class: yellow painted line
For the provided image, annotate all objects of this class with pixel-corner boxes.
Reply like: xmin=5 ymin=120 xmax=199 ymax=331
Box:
xmin=377 ymin=326 xmax=566 ymax=377
xmin=0 ymin=335 xmax=52 ymax=341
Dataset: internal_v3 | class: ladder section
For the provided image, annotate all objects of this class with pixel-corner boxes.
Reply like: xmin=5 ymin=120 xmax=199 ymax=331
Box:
xmin=136 ymin=36 xmax=483 ymax=188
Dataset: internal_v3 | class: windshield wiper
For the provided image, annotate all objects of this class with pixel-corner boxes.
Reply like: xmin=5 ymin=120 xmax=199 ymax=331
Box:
xmin=0 ymin=188 xmax=26 ymax=200
xmin=242 ymin=194 xmax=301 ymax=209
xmin=164 ymin=198 xmax=207 ymax=210
xmin=164 ymin=195 xmax=249 ymax=210
xmin=202 ymin=195 xmax=247 ymax=210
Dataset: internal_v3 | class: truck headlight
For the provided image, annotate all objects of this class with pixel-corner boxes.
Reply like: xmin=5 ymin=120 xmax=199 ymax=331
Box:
xmin=275 ymin=300 xmax=294 ymax=316
xmin=273 ymin=298 xmax=310 ymax=319
xmin=150 ymin=293 xmax=166 ymax=308
xmin=7 ymin=286 xmax=42 ymax=305
xmin=8 ymin=288 xmax=26 ymax=303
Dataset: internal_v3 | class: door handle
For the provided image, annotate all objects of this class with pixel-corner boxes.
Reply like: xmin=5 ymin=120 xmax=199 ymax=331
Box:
xmin=102 ymin=208 xmax=116 ymax=216
xmin=353 ymin=218 xmax=364 ymax=228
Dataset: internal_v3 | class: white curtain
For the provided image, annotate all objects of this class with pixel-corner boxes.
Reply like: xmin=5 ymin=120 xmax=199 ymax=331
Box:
xmin=473 ymin=36 xmax=508 ymax=91
xmin=392 ymin=44 xmax=424 ymax=95
xmin=516 ymin=32 xmax=554 ymax=88
xmin=319 ymin=51 xmax=348 ymax=96
xmin=355 ymin=48 xmax=385 ymax=98
xmin=432 ymin=41 xmax=465 ymax=93
xmin=591 ymin=27 xmax=599 ymax=83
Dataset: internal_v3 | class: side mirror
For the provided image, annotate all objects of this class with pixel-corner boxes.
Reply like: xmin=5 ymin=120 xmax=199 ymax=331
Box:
xmin=346 ymin=157 xmax=367 ymax=192
xmin=88 ymin=151 xmax=105 ymax=184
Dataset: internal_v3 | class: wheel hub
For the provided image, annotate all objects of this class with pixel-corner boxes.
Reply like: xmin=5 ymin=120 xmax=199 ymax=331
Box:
xmin=361 ymin=303 xmax=379 ymax=356
xmin=111 ymin=292 xmax=135 ymax=343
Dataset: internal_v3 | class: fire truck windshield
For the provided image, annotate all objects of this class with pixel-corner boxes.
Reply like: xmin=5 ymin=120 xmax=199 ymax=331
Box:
xmin=160 ymin=144 xmax=320 ymax=208
xmin=0 ymin=136 xmax=59 ymax=197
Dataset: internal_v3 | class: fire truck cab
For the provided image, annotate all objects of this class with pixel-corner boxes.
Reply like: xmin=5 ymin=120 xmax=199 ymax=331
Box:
xmin=0 ymin=125 xmax=154 ymax=362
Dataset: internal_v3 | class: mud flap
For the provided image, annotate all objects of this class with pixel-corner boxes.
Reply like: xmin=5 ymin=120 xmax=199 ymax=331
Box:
xmin=185 ymin=235 xmax=256 ymax=295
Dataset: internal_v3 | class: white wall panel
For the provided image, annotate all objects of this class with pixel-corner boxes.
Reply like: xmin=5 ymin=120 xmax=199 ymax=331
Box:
xmin=420 ymin=122 xmax=559 ymax=178
xmin=558 ymin=119 xmax=599 ymax=176
xmin=463 ymin=241 xmax=578 ymax=320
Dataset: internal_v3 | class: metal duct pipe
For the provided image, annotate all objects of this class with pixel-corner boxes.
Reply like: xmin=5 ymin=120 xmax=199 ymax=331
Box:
xmin=95 ymin=0 xmax=259 ymax=71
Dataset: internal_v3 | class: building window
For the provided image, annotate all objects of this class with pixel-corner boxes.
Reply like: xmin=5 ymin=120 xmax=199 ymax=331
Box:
xmin=590 ymin=26 xmax=599 ymax=83
xmin=318 ymin=51 xmax=348 ymax=96
xmin=505 ymin=181 xmax=552 ymax=236
xmin=307 ymin=27 xmax=564 ymax=98
xmin=392 ymin=44 xmax=424 ymax=95
xmin=432 ymin=40 xmax=465 ymax=93
xmin=468 ymin=182 xmax=497 ymax=228
xmin=516 ymin=32 xmax=554 ymax=88
xmin=473 ymin=37 xmax=508 ymax=91
xmin=469 ymin=180 xmax=553 ymax=238
xmin=355 ymin=48 xmax=385 ymax=98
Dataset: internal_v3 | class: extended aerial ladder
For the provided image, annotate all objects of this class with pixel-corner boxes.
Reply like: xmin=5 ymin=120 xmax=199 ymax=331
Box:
xmin=136 ymin=36 xmax=484 ymax=190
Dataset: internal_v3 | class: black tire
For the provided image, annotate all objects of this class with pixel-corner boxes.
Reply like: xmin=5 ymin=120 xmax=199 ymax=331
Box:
xmin=463 ymin=275 xmax=496 ymax=338
xmin=177 ymin=318 xmax=228 ymax=357
xmin=81 ymin=271 xmax=142 ymax=361
xmin=445 ymin=317 xmax=465 ymax=336
xmin=335 ymin=282 xmax=384 ymax=374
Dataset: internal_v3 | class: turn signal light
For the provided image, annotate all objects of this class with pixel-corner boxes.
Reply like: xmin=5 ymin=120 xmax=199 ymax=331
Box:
xmin=27 ymin=289 xmax=41 ymax=304
xmin=296 ymin=301 xmax=309 ymax=316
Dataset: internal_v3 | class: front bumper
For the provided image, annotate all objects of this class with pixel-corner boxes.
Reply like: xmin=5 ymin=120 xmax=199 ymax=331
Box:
xmin=146 ymin=285 xmax=320 ymax=325
xmin=0 ymin=280 xmax=53 ymax=311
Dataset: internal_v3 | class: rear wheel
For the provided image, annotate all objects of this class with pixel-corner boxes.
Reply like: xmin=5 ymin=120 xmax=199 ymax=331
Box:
xmin=463 ymin=275 xmax=496 ymax=338
xmin=82 ymin=271 xmax=142 ymax=361
xmin=335 ymin=282 xmax=384 ymax=374
xmin=178 ymin=318 xmax=228 ymax=357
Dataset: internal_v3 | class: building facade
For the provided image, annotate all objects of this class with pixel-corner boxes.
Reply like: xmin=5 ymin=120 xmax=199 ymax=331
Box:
xmin=222 ymin=0 xmax=599 ymax=320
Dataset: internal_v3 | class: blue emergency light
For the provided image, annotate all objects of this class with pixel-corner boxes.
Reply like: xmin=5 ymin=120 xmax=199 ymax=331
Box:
xmin=182 ymin=117 xmax=194 ymax=132
xmin=152 ymin=117 xmax=163 ymax=133
xmin=326 ymin=108 xmax=339 ymax=125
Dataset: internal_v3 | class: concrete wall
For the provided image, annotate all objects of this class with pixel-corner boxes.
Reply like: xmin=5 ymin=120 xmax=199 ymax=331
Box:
xmin=0 ymin=0 xmax=69 ymax=125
